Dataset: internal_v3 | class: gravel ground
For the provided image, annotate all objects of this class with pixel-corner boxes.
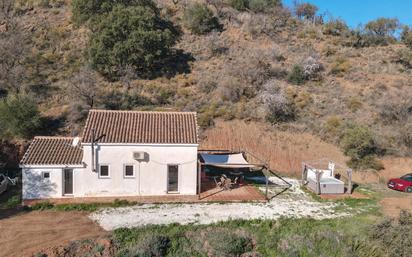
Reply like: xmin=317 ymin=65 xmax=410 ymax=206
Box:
xmin=90 ymin=178 xmax=349 ymax=231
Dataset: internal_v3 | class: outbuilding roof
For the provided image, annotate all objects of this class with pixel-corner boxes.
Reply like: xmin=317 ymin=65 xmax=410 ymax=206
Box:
xmin=20 ymin=137 xmax=83 ymax=166
xmin=82 ymin=110 xmax=198 ymax=144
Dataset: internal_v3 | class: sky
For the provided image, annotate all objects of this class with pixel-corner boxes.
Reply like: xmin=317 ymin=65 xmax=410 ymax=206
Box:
xmin=283 ymin=0 xmax=412 ymax=28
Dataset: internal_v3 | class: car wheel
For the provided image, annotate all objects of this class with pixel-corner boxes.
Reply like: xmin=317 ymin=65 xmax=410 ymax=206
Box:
xmin=406 ymin=187 xmax=412 ymax=193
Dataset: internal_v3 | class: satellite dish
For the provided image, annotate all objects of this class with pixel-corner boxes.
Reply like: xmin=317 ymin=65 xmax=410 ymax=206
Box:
xmin=72 ymin=137 xmax=80 ymax=147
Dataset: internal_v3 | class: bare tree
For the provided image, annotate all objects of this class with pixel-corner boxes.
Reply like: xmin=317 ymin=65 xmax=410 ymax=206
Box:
xmin=294 ymin=1 xmax=318 ymax=22
xmin=66 ymin=66 xmax=101 ymax=108
xmin=0 ymin=1 xmax=29 ymax=94
xmin=119 ymin=64 xmax=138 ymax=91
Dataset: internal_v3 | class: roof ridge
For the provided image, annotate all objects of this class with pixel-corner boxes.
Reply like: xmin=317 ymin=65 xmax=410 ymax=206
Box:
xmin=82 ymin=109 xmax=198 ymax=144
xmin=89 ymin=109 xmax=197 ymax=114
xmin=34 ymin=136 xmax=76 ymax=140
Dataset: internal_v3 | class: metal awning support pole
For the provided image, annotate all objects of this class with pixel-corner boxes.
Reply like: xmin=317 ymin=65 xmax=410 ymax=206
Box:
xmin=197 ymin=161 xmax=202 ymax=199
xmin=265 ymin=167 xmax=292 ymax=187
xmin=91 ymin=128 xmax=96 ymax=172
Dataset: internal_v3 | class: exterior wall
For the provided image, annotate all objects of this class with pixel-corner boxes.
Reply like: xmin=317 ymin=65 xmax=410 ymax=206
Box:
xmin=75 ymin=144 xmax=198 ymax=197
xmin=22 ymin=167 xmax=63 ymax=199
xmin=307 ymin=177 xmax=345 ymax=194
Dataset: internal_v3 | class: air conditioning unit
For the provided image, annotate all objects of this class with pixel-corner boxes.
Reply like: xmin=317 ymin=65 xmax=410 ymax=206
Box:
xmin=133 ymin=151 xmax=146 ymax=161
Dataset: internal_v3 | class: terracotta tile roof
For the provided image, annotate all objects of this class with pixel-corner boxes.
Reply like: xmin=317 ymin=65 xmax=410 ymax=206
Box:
xmin=21 ymin=137 xmax=83 ymax=166
xmin=82 ymin=110 xmax=198 ymax=144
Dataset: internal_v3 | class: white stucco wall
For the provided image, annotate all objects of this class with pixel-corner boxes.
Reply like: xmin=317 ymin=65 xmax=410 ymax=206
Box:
xmin=22 ymin=167 xmax=63 ymax=199
xmin=75 ymin=144 xmax=198 ymax=197
xmin=22 ymin=144 xmax=198 ymax=199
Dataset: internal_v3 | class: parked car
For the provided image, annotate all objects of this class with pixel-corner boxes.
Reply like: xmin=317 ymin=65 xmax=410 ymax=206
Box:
xmin=0 ymin=174 xmax=9 ymax=195
xmin=388 ymin=173 xmax=412 ymax=193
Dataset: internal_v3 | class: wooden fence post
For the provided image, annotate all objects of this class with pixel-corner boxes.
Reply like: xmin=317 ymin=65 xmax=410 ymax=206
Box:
xmin=301 ymin=163 xmax=307 ymax=184
xmin=347 ymin=169 xmax=353 ymax=194
xmin=315 ymin=171 xmax=323 ymax=195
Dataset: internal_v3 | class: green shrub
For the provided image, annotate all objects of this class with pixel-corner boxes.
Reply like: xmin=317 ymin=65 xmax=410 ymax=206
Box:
xmin=341 ymin=125 xmax=376 ymax=158
xmin=87 ymin=4 xmax=180 ymax=79
xmin=329 ymin=57 xmax=351 ymax=76
xmin=5 ymin=195 xmax=21 ymax=208
xmin=54 ymin=203 xmax=101 ymax=211
xmin=38 ymin=0 xmax=50 ymax=8
xmin=265 ymin=92 xmax=297 ymax=124
xmin=183 ymin=3 xmax=221 ymax=35
xmin=401 ymin=26 xmax=412 ymax=49
xmin=31 ymin=201 xmax=54 ymax=210
xmin=344 ymin=18 xmax=399 ymax=48
xmin=206 ymin=229 xmax=253 ymax=257
xmin=370 ymin=211 xmax=412 ymax=257
xmin=287 ymin=65 xmax=306 ymax=85
xmin=71 ymin=0 xmax=157 ymax=25
xmin=249 ymin=0 xmax=280 ymax=13
xmin=364 ymin=17 xmax=399 ymax=45
xmin=197 ymin=103 xmax=217 ymax=128
xmin=113 ymin=199 xmax=134 ymax=207
xmin=31 ymin=200 xmax=137 ymax=212
xmin=278 ymin=231 xmax=378 ymax=257
xmin=229 ymin=0 xmax=280 ymax=12
xmin=394 ymin=48 xmax=412 ymax=69
xmin=324 ymin=116 xmax=342 ymax=136
xmin=230 ymin=0 xmax=248 ymax=11
xmin=340 ymin=125 xmax=383 ymax=170
xmin=101 ymin=91 xmax=152 ymax=110
xmin=346 ymin=155 xmax=383 ymax=171
xmin=0 ymin=93 xmax=43 ymax=139
xmin=323 ymin=18 xmax=349 ymax=36
xmin=112 ymin=219 xmax=395 ymax=257
xmin=347 ymin=96 xmax=362 ymax=112
xmin=120 ymin=234 xmax=170 ymax=257
xmin=295 ymin=2 xmax=318 ymax=20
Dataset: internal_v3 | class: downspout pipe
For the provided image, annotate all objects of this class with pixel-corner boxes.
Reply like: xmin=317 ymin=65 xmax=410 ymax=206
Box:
xmin=91 ymin=128 xmax=96 ymax=172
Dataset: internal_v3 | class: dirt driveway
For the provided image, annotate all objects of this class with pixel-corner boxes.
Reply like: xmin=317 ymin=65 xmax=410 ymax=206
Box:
xmin=0 ymin=210 xmax=106 ymax=257
xmin=380 ymin=196 xmax=412 ymax=217
xmin=378 ymin=186 xmax=412 ymax=218
xmin=351 ymin=158 xmax=412 ymax=218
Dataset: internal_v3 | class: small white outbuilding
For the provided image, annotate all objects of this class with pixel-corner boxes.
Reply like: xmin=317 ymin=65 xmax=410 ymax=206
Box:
xmin=20 ymin=110 xmax=199 ymax=200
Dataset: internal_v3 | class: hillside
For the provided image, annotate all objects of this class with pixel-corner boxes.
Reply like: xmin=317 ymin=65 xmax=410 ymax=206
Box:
xmin=2 ymin=0 xmax=412 ymax=172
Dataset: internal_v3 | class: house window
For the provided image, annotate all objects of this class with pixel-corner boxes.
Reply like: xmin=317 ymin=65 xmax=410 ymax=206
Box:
xmin=124 ymin=165 xmax=135 ymax=178
xmin=42 ymin=172 xmax=50 ymax=179
xmin=99 ymin=165 xmax=110 ymax=178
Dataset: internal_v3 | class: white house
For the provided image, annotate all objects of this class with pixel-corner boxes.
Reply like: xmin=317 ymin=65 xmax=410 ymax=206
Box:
xmin=20 ymin=110 xmax=199 ymax=200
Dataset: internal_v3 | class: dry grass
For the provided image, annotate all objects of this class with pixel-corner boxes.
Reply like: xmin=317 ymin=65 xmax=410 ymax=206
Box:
xmin=200 ymin=120 xmax=347 ymax=177
xmin=377 ymin=157 xmax=412 ymax=180
xmin=201 ymin=120 xmax=412 ymax=185
xmin=350 ymin=157 xmax=412 ymax=184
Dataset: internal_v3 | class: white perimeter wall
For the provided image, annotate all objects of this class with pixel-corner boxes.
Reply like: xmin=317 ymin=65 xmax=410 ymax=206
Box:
xmin=22 ymin=167 xmax=63 ymax=199
xmin=76 ymin=144 xmax=198 ymax=197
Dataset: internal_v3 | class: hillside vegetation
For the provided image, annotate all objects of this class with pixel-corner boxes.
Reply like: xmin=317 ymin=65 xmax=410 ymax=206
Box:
xmin=2 ymin=0 xmax=412 ymax=171
xmin=33 ymin=213 xmax=412 ymax=257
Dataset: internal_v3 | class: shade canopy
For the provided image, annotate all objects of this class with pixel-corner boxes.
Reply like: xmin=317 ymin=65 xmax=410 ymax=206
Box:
xmin=199 ymin=153 xmax=260 ymax=168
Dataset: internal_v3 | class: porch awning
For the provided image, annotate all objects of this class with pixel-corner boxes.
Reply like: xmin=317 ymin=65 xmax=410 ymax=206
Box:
xmin=199 ymin=153 xmax=261 ymax=168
